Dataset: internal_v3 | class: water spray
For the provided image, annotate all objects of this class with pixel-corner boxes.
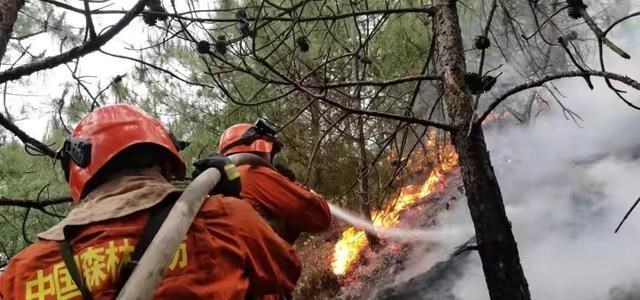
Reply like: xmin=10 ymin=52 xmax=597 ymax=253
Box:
xmin=328 ymin=203 xmax=460 ymax=243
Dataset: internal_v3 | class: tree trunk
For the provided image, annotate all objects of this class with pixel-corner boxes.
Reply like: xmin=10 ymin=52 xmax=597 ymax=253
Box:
xmin=357 ymin=114 xmax=380 ymax=248
xmin=434 ymin=1 xmax=531 ymax=299
xmin=309 ymin=99 xmax=322 ymax=186
xmin=350 ymin=19 xmax=380 ymax=248
xmin=0 ymin=0 xmax=21 ymax=63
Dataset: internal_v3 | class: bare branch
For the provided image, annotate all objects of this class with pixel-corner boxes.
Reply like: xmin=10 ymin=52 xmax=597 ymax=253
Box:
xmin=39 ymin=5 xmax=433 ymax=24
xmin=0 ymin=0 xmax=150 ymax=84
xmin=82 ymin=0 xmax=97 ymax=40
xmin=604 ymin=11 xmax=640 ymax=36
xmin=478 ymin=71 xmax=640 ymax=124
xmin=304 ymin=112 xmax=350 ymax=185
xmin=0 ymin=196 xmax=71 ymax=209
xmin=0 ymin=113 xmax=57 ymax=157
xmin=297 ymin=86 xmax=455 ymax=132
xmin=615 ymin=195 xmax=640 ymax=233
xmin=557 ymin=37 xmax=593 ymax=89
xmin=317 ymin=75 xmax=441 ymax=89
xmin=579 ymin=7 xmax=630 ymax=59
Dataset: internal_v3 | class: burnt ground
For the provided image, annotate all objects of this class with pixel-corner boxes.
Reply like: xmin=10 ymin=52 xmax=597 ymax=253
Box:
xmin=294 ymin=170 xmax=468 ymax=300
xmin=374 ymin=250 xmax=472 ymax=300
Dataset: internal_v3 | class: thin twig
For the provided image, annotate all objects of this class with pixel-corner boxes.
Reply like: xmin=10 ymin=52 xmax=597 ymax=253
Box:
xmin=477 ymin=70 xmax=640 ymax=124
xmin=0 ymin=0 xmax=150 ymax=84
xmin=615 ymin=196 xmax=640 ymax=233
xmin=467 ymin=0 xmax=498 ymax=136
xmin=0 ymin=196 xmax=72 ymax=208
xmin=579 ymin=7 xmax=630 ymax=59
xmin=82 ymin=0 xmax=97 ymax=40
xmin=0 ymin=113 xmax=58 ymax=157
xmin=557 ymin=37 xmax=593 ymax=89
xmin=304 ymin=112 xmax=349 ymax=185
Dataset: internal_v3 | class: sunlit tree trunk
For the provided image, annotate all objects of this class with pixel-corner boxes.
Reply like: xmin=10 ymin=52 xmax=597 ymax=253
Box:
xmin=434 ymin=0 xmax=531 ymax=299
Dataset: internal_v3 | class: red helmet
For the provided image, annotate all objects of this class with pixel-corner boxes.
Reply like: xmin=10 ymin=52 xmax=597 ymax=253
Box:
xmin=218 ymin=119 xmax=282 ymax=157
xmin=60 ymin=104 xmax=186 ymax=202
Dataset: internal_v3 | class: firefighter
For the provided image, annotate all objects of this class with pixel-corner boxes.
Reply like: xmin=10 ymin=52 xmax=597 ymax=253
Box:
xmin=0 ymin=105 xmax=300 ymax=300
xmin=195 ymin=120 xmax=332 ymax=244
xmin=194 ymin=120 xmax=331 ymax=300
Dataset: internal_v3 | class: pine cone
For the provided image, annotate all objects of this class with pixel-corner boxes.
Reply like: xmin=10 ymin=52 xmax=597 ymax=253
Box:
xmin=474 ymin=35 xmax=490 ymax=50
xmin=238 ymin=20 xmax=252 ymax=36
xmin=151 ymin=6 xmax=168 ymax=22
xmin=215 ymin=36 xmax=227 ymax=55
xmin=143 ymin=0 xmax=167 ymax=25
xmin=296 ymin=36 xmax=310 ymax=52
xmin=196 ymin=40 xmax=211 ymax=54
xmin=567 ymin=0 xmax=587 ymax=19
xmin=464 ymin=73 xmax=484 ymax=95
xmin=142 ymin=13 xmax=157 ymax=26
xmin=235 ymin=8 xmax=248 ymax=20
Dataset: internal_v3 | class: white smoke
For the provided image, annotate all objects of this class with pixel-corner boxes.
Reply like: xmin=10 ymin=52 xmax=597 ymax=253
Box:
xmin=334 ymin=3 xmax=640 ymax=299
xmin=434 ymin=12 xmax=640 ymax=300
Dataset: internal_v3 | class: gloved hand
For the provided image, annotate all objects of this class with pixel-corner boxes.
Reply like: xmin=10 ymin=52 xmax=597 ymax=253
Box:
xmin=192 ymin=153 xmax=242 ymax=198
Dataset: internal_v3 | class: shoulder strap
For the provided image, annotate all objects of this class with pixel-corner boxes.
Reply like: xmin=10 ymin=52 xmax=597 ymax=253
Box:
xmin=59 ymin=197 xmax=177 ymax=299
xmin=60 ymin=240 xmax=93 ymax=300
xmin=116 ymin=197 xmax=176 ymax=292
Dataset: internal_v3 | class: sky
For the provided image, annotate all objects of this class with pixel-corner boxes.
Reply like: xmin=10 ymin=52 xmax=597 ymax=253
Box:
xmin=4 ymin=0 xmax=194 ymax=140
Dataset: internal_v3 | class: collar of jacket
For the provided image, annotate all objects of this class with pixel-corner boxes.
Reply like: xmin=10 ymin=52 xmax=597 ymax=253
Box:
xmin=38 ymin=167 xmax=181 ymax=241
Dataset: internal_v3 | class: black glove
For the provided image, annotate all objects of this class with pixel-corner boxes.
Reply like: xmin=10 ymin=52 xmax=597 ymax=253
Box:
xmin=192 ymin=153 xmax=242 ymax=198
xmin=274 ymin=163 xmax=296 ymax=182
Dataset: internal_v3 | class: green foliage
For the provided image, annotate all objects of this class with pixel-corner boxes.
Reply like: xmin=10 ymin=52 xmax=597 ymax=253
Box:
xmin=122 ymin=0 xmax=435 ymax=209
xmin=0 ymin=143 xmax=70 ymax=260
xmin=0 ymin=0 xmax=450 ymax=257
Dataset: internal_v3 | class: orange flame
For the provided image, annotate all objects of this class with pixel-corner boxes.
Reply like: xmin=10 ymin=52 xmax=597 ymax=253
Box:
xmin=331 ymin=137 xmax=458 ymax=276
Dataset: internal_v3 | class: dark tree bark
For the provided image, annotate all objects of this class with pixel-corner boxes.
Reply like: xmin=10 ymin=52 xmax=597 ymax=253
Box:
xmin=352 ymin=43 xmax=380 ymax=248
xmin=309 ymin=99 xmax=322 ymax=186
xmin=434 ymin=0 xmax=531 ymax=299
xmin=0 ymin=0 xmax=22 ymax=63
xmin=357 ymin=114 xmax=380 ymax=248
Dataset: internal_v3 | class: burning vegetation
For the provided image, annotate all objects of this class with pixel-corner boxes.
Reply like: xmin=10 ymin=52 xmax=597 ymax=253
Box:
xmin=331 ymin=133 xmax=459 ymax=276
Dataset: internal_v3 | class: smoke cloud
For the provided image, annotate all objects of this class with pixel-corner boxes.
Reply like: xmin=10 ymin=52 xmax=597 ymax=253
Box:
xmin=427 ymin=10 xmax=640 ymax=300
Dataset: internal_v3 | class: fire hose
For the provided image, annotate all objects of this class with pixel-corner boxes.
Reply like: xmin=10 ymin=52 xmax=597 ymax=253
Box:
xmin=115 ymin=168 xmax=221 ymax=300
xmin=113 ymin=161 xmax=436 ymax=299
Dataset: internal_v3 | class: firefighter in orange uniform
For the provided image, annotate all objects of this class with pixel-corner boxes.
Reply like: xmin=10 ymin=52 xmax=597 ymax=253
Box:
xmin=194 ymin=120 xmax=332 ymax=299
xmin=0 ymin=105 xmax=301 ymax=300
xmin=209 ymin=120 xmax=332 ymax=243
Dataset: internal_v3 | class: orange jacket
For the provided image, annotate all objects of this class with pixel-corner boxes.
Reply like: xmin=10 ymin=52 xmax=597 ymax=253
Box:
xmin=238 ymin=165 xmax=331 ymax=244
xmin=0 ymin=170 xmax=300 ymax=300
